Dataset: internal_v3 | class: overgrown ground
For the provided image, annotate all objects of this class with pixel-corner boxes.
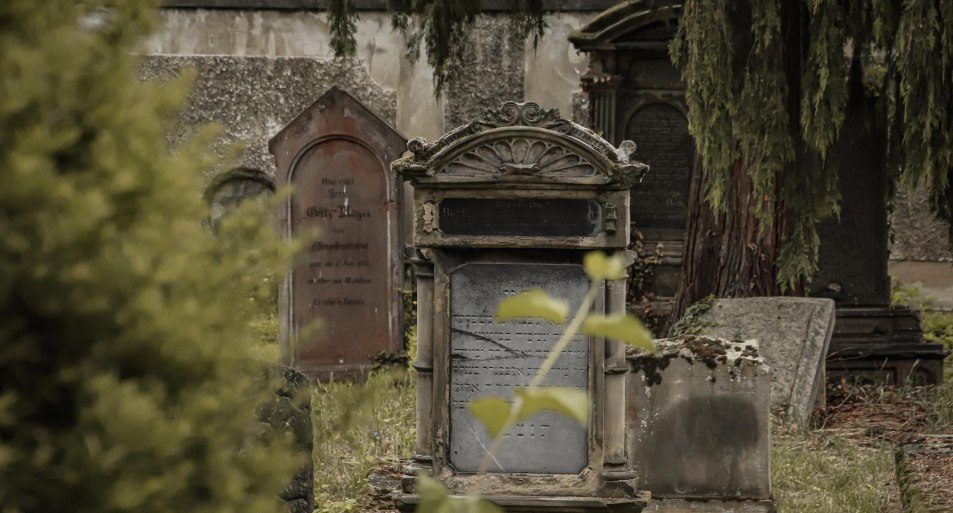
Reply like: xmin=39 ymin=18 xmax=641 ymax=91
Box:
xmin=309 ymin=376 xmax=953 ymax=513
xmin=301 ymin=282 xmax=953 ymax=513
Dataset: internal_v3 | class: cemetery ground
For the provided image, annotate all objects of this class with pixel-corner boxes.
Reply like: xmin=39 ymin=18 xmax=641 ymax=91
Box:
xmin=290 ymin=286 xmax=953 ymax=513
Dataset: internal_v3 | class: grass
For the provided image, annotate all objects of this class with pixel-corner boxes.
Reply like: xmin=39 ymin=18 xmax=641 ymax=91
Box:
xmin=772 ymin=423 xmax=896 ymax=512
xmin=307 ymin=376 xmax=951 ymax=513
xmin=312 ymin=369 xmax=416 ymax=513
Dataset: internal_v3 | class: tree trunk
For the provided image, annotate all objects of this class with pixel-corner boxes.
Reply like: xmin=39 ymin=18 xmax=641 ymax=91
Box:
xmin=671 ymin=158 xmax=784 ymax=323
xmin=670 ymin=0 xmax=804 ymax=325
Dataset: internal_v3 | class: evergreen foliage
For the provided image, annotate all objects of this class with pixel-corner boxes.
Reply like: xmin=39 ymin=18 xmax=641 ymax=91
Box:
xmin=0 ymin=1 xmax=300 ymax=512
xmin=671 ymin=0 xmax=953 ymax=287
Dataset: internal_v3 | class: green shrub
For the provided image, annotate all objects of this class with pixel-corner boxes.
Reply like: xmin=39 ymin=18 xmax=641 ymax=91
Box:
xmin=891 ymin=279 xmax=953 ymax=381
xmin=0 ymin=2 xmax=300 ymax=512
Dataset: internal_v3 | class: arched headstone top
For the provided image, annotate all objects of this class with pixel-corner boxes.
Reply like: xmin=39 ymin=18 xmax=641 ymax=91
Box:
xmin=393 ymin=101 xmax=647 ymax=189
xmin=569 ymin=0 xmax=681 ymax=50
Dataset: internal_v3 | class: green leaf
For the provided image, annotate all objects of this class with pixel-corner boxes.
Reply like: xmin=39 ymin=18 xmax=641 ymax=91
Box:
xmin=583 ymin=312 xmax=655 ymax=352
xmin=448 ymin=496 xmax=504 ymax=513
xmin=415 ymin=475 xmax=503 ymax=513
xmin=416 ymin=474 xmax=450 ymax=513
xmin=514 ymin=387 xmax=589 ymax=427
xmin=467 ymin=396 xmax=513 ymax=438
xmin=495 ymin=289 xmax=568 ymax=325
xmin=583 ymin=252 xmax=627 ymax=281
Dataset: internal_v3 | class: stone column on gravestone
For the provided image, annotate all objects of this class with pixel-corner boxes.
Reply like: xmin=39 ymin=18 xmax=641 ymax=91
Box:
xmin=603 ymin=274 xmax=630 ymax=477
xmin=582 ymin=74 xmax=622 ymax=144
xmin=411 ymin=249 xmax=435 ymax=467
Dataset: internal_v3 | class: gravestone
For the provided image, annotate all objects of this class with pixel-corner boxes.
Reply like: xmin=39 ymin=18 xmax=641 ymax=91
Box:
xmin=203 ymin=167 xmax=275 ymax=226
xmin=270 ymin=87 xmax=405 ymax=380
xmin=687 ymin=297 xmax=835 ymax=426
xmin=570 ymin=9 xmax=689 ymax=330
xmin=809 ymin=83 xmax=946 ymax=385
xmin=449 ymin=262 xmax=591 ymax=474
xmin=627 ymin=337 xmax=773 ymax=512
xmin=626 ymin=103 xmax=693 ymax=240
xmin=393 ymin=101 xmax=648 ymax=512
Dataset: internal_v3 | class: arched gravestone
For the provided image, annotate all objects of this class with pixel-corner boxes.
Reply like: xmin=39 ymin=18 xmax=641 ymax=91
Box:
xmin=625 ymin=103 xmax=693 ymax=239
xmin=270 ymin=87 xmax=406 ymax=380
xmin=203 ymin=167 xmax=275 ymax=226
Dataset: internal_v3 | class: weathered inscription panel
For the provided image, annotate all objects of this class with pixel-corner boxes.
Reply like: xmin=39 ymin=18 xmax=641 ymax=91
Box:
xmin=289 ymin=138 xmax=396 ymax=372
xmin=438 ymin=198 xmax=603 ymax=237
xmin=272 ymin=88 xmax=405 ymax=378
xmin=449 ymin=262 xmax=590 ymax=474
xmin=625 ymin=103 xmax=693 ymax=232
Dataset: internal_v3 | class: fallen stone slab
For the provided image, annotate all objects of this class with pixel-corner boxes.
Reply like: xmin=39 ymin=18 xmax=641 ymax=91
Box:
xmin=672 ymin=297 xmax=835 ymax=426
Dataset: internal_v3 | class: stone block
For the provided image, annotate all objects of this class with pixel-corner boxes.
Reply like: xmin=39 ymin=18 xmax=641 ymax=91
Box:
xmin=627 ymin=337 xmax=771 ymax=500
xmin=689 ymin=297 xmax=835 ymax=425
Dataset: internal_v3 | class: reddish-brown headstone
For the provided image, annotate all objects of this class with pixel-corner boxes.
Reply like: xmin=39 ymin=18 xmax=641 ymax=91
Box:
xmin=270 ymin=87 xmax=405 ymax=380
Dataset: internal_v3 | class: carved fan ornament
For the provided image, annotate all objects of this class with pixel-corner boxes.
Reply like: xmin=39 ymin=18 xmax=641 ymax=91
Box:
xmin=392 ymin=101 xmax=648 ymax=188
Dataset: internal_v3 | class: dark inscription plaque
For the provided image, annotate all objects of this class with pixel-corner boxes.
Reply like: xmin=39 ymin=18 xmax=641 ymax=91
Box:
xmin=449 ymin=263 xmax=590 ymax=474
xmin=439 ymin=198 xmax=603 ymax=237
xmin=626 ymin=103 xmax=693 ymax=232
xmin=290 ymin=139 xmax=395 ymax=370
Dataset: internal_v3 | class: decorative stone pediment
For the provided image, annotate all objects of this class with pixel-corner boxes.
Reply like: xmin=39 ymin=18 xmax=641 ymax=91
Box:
xmin=568 ymin=0 xmax=681 ymax=50
xmin=392 ymin=101 xmax=647 ymax=189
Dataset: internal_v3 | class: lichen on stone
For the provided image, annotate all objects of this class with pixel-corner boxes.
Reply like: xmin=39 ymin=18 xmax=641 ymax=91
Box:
xmin=626 ymin=335 xmax=763 ymax=386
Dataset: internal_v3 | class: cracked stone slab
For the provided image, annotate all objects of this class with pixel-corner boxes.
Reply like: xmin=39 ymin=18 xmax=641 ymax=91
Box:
xmin=694 ymin=297 xmax=835 ymax=426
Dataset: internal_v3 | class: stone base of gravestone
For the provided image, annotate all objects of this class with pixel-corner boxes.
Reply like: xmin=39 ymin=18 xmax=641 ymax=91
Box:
xmin=676 ymin=297 xmax=835 ymax=426
xmin=395 ymin=494 xmax=648 ymax=513
xmin=644 ymin=499 xmax=777 ymax=513
xmin=627 ymin=337 xmax=772 ymax=501
xmin=256 ymin=366 xmax=314 ymax=513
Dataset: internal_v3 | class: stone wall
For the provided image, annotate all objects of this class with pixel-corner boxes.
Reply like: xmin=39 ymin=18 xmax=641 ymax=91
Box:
xmin=145 ymin=8 xmax=592 ymax=241
xmin=147 ymin=9 xmax=591 ymax=143
xmin=140 ymin=55 xmax=396 ymax=175
xmin=889 ymin=185 xmax=953 ymax=309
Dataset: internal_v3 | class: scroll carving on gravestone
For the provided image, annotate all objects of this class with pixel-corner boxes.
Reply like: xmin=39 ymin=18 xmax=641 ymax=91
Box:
xmin=270 ymin=87 xmax=406 ymax=380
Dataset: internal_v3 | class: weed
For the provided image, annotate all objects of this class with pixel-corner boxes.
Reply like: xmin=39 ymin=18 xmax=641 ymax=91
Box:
xmin=312 ymin=369 xmax=416 ymax=512
xmin=891 ymin=279 xmax=953 ymax=381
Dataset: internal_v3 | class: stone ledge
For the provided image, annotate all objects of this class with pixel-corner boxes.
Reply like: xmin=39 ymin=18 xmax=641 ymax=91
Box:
xmin=644 ymin=498 xmax=777 ymax=513
xmin=395 ymin=494 xmax=648 ymax=513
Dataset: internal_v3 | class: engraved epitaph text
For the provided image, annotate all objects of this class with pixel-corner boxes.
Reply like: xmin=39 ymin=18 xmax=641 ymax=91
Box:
xmin=626 ymin=103 xmax=693 ymax=233
xmin=449 ymin=263 xmax=590 ymax=473
xmin=290 ymin=139 xmax=394 ymax=370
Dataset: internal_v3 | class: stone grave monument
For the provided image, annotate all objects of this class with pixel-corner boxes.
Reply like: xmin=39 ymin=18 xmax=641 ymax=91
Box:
xmin=393 ymin=101 xmax=648 ymax=512
xmin=569 ymin=3 xmax=689 ymax=330
xmin=627 ymin=337 xmax=775 ymax=513
xmin=203 ymin=166 xmax=276 ymax=227
xmin=687 ymin=297 xmax=836 ymax=426
xmin=270 ymin=87 xmax=406 ymax=380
